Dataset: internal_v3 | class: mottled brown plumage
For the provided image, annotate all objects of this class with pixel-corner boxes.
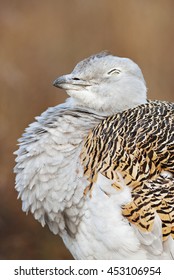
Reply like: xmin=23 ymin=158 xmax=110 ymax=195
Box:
xmin=81 ymin=100 xmax=174 ymax=240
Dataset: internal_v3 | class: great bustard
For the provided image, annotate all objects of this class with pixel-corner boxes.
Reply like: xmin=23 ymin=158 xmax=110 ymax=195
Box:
xmin=14 ymin=52 xmax=174 ymax=259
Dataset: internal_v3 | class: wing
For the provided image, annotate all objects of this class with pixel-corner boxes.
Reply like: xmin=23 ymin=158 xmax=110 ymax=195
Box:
xmin=14 ymin=104 xmax=92 ymax=235
xmin=81 ymin=100 xmax=174 ymax=243
xmin=14 ymin=102 xmax=104 ymax=238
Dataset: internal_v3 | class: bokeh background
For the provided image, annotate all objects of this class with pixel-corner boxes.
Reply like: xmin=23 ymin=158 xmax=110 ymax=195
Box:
xmin=0 ymin=0 xmax=174 ymax=259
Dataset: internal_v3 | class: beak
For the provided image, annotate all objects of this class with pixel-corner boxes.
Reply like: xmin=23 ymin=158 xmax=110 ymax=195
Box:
xmin=53 ymin=75 xmax=69 ymax=89
xmin=53 ymin=74 xmax=91 ymax=90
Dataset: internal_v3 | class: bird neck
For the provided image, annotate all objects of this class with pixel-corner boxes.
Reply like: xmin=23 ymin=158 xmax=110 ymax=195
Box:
xmin=65 ymin=81 xmax=147 ymax=116
xmin=65 ymin=97 xmax=110 ymax=117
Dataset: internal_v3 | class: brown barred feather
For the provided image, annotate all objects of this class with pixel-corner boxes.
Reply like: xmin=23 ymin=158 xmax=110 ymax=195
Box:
xmin=81 ymin=100 xmax=174 ymax=240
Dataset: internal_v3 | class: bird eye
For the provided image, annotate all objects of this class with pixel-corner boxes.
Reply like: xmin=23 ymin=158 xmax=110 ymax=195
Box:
xmin=107 ymin=69 xmax=121 ymax=75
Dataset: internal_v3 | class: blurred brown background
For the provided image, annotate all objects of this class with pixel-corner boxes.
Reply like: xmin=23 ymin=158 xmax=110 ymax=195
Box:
xmin=0 ymin=0 xmax=174 ymax=260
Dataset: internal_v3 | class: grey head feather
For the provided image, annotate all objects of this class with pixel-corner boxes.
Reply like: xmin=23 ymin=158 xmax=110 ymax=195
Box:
xmin=72 ymin=51 xmax=111 ymax=73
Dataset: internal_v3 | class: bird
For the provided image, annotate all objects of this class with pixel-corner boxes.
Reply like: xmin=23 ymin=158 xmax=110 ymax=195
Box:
xmin=14 ymin=51 xmax=174 ymax=259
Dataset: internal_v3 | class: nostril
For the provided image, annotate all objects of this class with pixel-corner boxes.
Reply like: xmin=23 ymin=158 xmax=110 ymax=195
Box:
xmin=72 ymin=77 xmax=80 ymax=81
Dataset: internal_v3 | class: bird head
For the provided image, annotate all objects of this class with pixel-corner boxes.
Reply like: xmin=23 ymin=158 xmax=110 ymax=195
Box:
xmin=53 ymin=52 xmax=147 ymax=114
